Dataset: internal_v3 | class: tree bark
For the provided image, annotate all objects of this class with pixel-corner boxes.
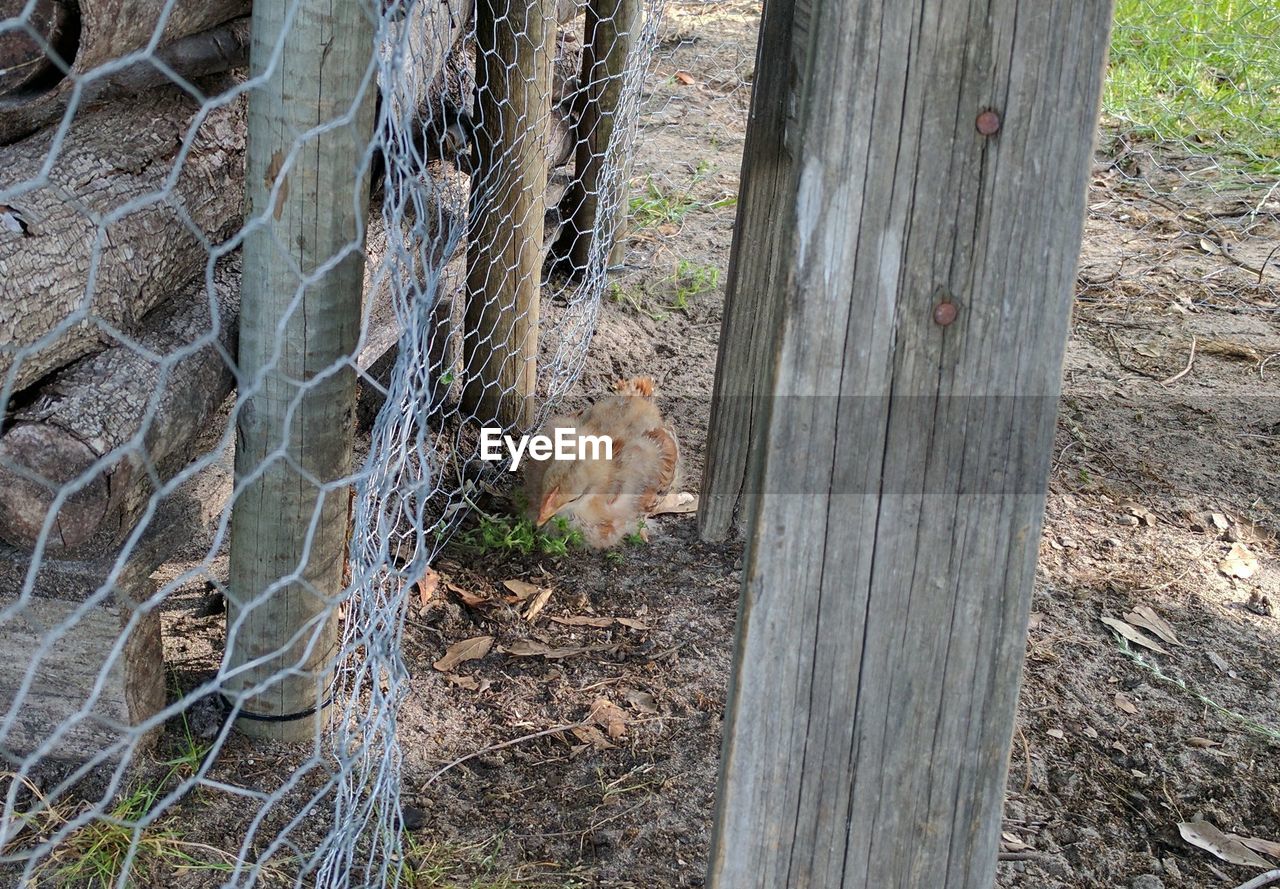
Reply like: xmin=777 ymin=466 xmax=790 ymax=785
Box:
xmin=0 ymin=256 xmax=239 ymax=552
xmin=0 ymin=17 xmax=252 ymax=144
xmin=0 ymin=88 xmax=247 ymax=394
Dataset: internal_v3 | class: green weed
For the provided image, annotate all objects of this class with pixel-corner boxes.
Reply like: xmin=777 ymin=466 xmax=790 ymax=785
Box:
xmin=670 ymin=260 xmax=721 ymax=310
xmin=628 ymin=160 xmax=737 ymax=229
xmin=454 ymin=511 xmax=584 ymax=557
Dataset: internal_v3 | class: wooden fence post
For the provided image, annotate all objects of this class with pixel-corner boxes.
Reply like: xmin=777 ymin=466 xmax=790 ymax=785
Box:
xmin=553 ymin=0 xmax=639 ymax=272
xmin=706 ymin=1 xmax=1113 ymax=886
xmin=463 ymin=0 xmax=554 ymax=430
xmin=226 ymin=0 xmax=375 ymax=741
xmin=695 ymin=0 xmax=794 ymax=542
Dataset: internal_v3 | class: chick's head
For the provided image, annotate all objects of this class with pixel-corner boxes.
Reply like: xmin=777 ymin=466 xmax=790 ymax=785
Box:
xmin=532 ymin=457 xmax=593 ymax=526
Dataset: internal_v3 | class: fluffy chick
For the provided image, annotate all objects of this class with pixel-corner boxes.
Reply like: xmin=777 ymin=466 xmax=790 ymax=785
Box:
xmin=525 ymin=377 xmax=679 ymax=549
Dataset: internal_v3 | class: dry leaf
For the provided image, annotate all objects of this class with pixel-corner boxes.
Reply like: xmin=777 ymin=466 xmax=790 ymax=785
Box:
xmin=1083 ymin=725 xmax=1099 ymax=739
xmin=1206 ymin=651 xmax=1231 ymax=673
xmin=1211 ymin=512 xmax=1230 ymax=530
xmin=652 ymin=492 xmax=699 ymax=515
xmin=1240 ymin=836 xmax=1280 ymax=859
xmin=1114 ymin=692 xmax=1138 ymax=715
xmin=590 ymin=697 xmax=629 ymax=739
xmin=1218 ymin=542 xmax=1259 ymax=579
xmin=1046 ymin=728 xmax=1065 ymax=739
xmin=523 ymin=586 xmax=554 ymax=622
xmin=571 ymin=724 xmax=615 ymax=750
xmin=433 ymin=635 xmax=493 ymax=672
xmin=1198 ymin=237 xmax=1219 ymax=255
xmin=1100 ymin=615 xmax=1169 ymax=654
xmin=448 ymin=583 xmax=489 ymax=608
xmin=1125 ymin=605 xmax=1181 ymax=646
xmin=673 ymin=70 xmax=695 ymax=85
xmin=1000 ymin=832 xmax=1032 ymax=853
xmin=550 ymin=615 xmax=615 ymax=628
xmin=1178 ymin=819 xmax=1275 ymax=868
xmin=1186 ymin=736 xmax=1221 ymax=749
xmin=503 ymin=579 xmax=543 ymax=602
xmin=505 ymin=639 xmax=607 ymax=659
xmin=1027 ymin=612 xmax=1044 ymax=630
xmin=417 ymin=568 xmax=440 ymax=611
xmin=445 ymin=673 xmax=480 ymax=690
xmin=624 ymin=689 xmax=659 ymax=714
xmin=617 ymin=617 xmax=650 ymax=631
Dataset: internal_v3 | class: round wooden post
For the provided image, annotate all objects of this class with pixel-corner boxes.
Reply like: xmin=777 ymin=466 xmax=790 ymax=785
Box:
xmin=226 ymin=0 xmax=376 ymax=740
xmin=553 ymin=0 xmax=639 ymax=272
xmin=462 ymin=0 xmax=554 ymax=430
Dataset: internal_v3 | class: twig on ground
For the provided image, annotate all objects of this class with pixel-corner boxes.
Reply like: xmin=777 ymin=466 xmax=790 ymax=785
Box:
xmin=1232 ymin=869 xmax=1280 ymax=889
xmin=1159 ymin=335 xmax=1197 ymax=385
xmin=426 ymin=723 xmax=581 ymax=786
xmin=1259 ymin=352 xmax=1279 ymax=382
xmin=1258 ymin=243 xmax=1280 ymax=284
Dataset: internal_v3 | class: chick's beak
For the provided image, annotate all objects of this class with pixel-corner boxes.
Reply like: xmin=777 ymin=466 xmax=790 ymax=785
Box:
xmin=535 ymin=487 xmax=562 ymax=526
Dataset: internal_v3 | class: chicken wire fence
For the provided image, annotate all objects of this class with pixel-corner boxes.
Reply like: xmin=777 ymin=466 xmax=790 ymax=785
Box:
xmin=0 ymin=0 xmax=662 ymax=882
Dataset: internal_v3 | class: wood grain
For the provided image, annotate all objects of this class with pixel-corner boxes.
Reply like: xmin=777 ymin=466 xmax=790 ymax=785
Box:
xmin=706 ymin=0 xmax=1114 ymax=886
xmin=462 ymin=0 xmax=554 ymax=429
xmin=696 ymin=0 xmax=796 ymax=541
xmin=226 ymin=0 xmax=376 ymax=741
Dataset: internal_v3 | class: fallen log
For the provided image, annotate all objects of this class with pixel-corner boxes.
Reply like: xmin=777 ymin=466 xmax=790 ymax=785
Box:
xmin=0 ymin=18 xmax=252 ymax=144
xmin=0 ymin=88 xmax=247 ymax=393
xmin=0 ymin=0 xmax=75 ymax=101
xmin=0 ymin=256 xmax=240 ymax=552
xmin=0 ymin=0 xmax=252 ymax=142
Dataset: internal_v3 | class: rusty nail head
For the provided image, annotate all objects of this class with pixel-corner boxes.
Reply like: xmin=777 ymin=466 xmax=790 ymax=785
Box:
xmin=933 ymin=301 xmax=958 ymax=326
xmin=976 ymin=109 xmax=1001 ymax=136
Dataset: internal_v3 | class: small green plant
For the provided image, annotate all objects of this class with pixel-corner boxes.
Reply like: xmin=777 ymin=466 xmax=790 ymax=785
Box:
xmin=622 ymin=519 xmax=648 ymax=547
xmin=454 ymin=511 xmax=583 ymax=556
xmin=670 ymin=260 xmax=721 ymax=310
xmin=604 ymin=550 xmax=624 ymax=565
xmin=628 ymin=160 xmax=737 ymax=230
xmin=608 ymin=279 xmax=669 ymax=321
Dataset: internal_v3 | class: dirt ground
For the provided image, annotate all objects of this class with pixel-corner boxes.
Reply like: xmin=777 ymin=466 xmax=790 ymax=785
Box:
xmin=8 ymin=1 xmax=1280 ymax=887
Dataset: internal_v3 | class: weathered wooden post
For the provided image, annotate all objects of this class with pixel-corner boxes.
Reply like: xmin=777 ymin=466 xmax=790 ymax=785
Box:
xmin=553 ymin=0 xmax=639 ymax=271
xmin=226 ymin=0 xmax=376 ymax=740
xmin=704 ymin=1 xmax=1113 ymax=887
xmin=462 ymin=0 xmax=554 ymax=429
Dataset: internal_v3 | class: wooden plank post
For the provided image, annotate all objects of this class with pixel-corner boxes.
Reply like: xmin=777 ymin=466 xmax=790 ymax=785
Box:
xmin=695 ymin=0 xmax=795 ymax=542
xmin=463 ymin=0 xmax=554 ymax=429
xmin=705 ymin=1 xmax=1113 ymax=887
xmin=227 ymin=0 xmax=376 ymax=741
xmin=552 ymin=0 xmax=640 ymax=272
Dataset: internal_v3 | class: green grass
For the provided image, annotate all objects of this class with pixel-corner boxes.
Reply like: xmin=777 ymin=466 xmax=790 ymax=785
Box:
xmin=628 ymin=160 xmax=738 ymax=229
xmin=36 ymin=710 xmax=234 ymax=888
xmin=1105 ymin=0 xmax=1280 ymax=173
xmin=398 ymin=834 xmax=584 ymax=888
xmin=670 ymin=260 xmax=721 ymax=310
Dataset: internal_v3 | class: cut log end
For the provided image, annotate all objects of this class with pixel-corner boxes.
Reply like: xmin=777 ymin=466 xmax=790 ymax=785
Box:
xmin=0 ymin=424 xmax=106 ymax=551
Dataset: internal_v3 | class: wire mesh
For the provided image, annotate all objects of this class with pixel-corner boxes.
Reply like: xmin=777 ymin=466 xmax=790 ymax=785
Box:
xmin=1 ymin=0 xmax=1277 ymax=885
xmin=0 ymin=0 xmax=663 ymax=883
